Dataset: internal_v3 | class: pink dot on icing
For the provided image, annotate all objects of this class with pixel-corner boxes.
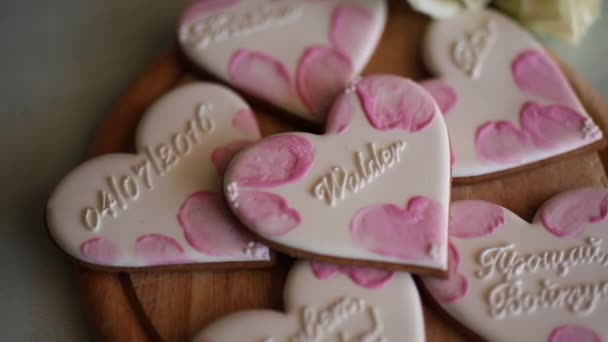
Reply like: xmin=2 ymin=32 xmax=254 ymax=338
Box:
xmin=449 ymin=200 xmax=505 ymax=239
xmin=520 ymin=102 xmax=587 ymax=149
xmin=80 ymin=238 xmax=119 ymax=265
xmin=422 ymin=242 xmax=469 ymax=304
xmin=227 ymin=134 xmax=315 ymax=188
xmin=356 ymin=75 xmax=436 ymax=132
xmin=350 ymin=196 xmax=445 ymax=262
xmin=296 ymin=46 xmax=353 ymax=116
xmin=325 ymin=92 xmax=355 ymax=134
xmin=236 ymin=191 xmax=301 ymax=237
xmin=229 ymin=50 xmax=294 ymax=107
xmin=512 ymin=49 xmax=579 ymax=109
xmin=540 ymin=187 xmax=608 ymax=238
xmin=134 ymin=234 xmax=186 ymax=265
xmin=232 ymin=109 xmax=261 ymax=138
xmin=330 ymin=4 xmax=374 ymax=61
xmin=211 ymin=140 xmax=253 ymax=176
xmin=178 ymin=191 xmax=255 ymax=257
xmin=549 ymin=325 xmax=603 ymax=342
xmin=180 ymin=0 xmax=241 ymax=26
xmin=419 ymin=79 xmax=459 ymax=116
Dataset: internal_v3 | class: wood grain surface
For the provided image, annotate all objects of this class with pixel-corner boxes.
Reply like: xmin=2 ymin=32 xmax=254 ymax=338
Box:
xmin=74 ymin=2 xmax=608 ymax=341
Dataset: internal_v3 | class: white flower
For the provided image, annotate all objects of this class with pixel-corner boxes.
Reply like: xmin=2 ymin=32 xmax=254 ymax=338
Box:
xmin=408 ymin=0 xmax=491 ymax=19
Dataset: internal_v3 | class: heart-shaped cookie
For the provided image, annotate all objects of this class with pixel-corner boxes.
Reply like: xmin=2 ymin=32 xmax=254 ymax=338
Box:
xmin=223 ymin=75 xmax=451 ymax=275
xmin=420 ymin=9 xmax=604 ymax=180
xmin=421 ymin=187 xmax=608 ymax=341
xmin=179 ymin=0 xmax=387 ymax=123
xmin=46 ymin=83 xmax=272 ymax=270
xmin=193 ymin=261 xmax=425 ymax=341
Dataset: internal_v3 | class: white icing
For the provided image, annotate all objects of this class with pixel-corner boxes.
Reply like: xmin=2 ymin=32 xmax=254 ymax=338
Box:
xmin=244 ymin=241 xmax=270 ymax=259
xmin=46 ymin=83 xmax=268 ymax=267
xmin=451 ymin=19 xmax=496 ymax=79
xmin=582 ymin=118 xmax=602 ymax=140
xmin=488 ymin=279 xmax=608 ymax=319
xmin=475 ymin=237 xmax=608 ymax=280
xmin=429 ymin=203 xmax=608 ymax=341
xmin=289 ymin=297 xmax=385 ymax=341
xmin=312 ymin=141 xmax=406 ymax=207
xmin=80 ymin=104 xmax=215 ymax=232
xmin=181 ymin=0 xmax=302 ymax=50
xmin=179 ymin=0 xmax=388 ymax=123
xmin=424 ymin=9 xmax=602 ymax=178
xmin=193 ymin=261 xmax=425 ymax=341
xmin=226 ymin=181 xmax=240 ymax=208
xmin=225 ymin=77 xmax=451 ymax=270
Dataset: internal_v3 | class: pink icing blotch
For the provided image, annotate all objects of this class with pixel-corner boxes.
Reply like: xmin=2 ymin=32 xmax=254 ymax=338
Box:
xmin=330 ymin=4 xmax=374 ymax=60
xmin=325 ymin=92 xmax=355 ymax=134
xmin=232 ymin=109 xmax=261 ymax=138
xmin=475 ymin=120 xmax=533 ymax=163
xmin=548 ymin=325 xmax=603 ymax=342
xmin=236 ymin=191 xmax=301 ymax=237
xmin=422 ymin=243 xmax=469 ymax=304
xmin=520 ymin=102 xmax=586 ymax=149
xmin=296 ymin=46 xmax=353 ymax=116
xmin=419 ymin=79 xmax=459 ymax=116
xmin=180 ymin=0 xmax=241 ymax=26
xmin=475 ymin=102 xmax=587 ymax=163
xmin=134 ymin=234 xmax=186 ymax=265
xmin=80 ymin=238 xmax=119 ymax=265
xmin=229 ymin=50 xmax=294 ymax=106
xmin=350 ymin=196 xmax=445 ymax=262
xmin=512 ymin=49 xmax=579 ymax=108
xmin=211 ymin=140 xmax=253 ymax=176
xmin=540 ymin=187 xmax=608 ymax=238
xmin=356 ymin=75 xmax=436 ymax=132
xmin=227 ymin=134 xmax=315 ymax=188
xmin=310 ymin=261 xmax=395 ymax=289
xmin=449 ymin=200 xmax=505 ymax=239
xmin=178 ymin=191 xmax=256 ymax=257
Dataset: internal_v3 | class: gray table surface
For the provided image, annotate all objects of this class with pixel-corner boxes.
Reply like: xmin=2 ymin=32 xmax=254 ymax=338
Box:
xmin=1 ymin=2 xmax=606 ymax=341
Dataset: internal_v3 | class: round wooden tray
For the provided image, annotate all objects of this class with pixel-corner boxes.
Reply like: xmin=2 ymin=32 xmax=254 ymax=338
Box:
xmin=74 ymin=2 xmax=608 ymax=341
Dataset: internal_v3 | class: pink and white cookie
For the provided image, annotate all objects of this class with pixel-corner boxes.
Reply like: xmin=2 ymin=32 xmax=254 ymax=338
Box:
xmin=193 ymin=260 xmax=425 ymax=341
xmin=421 ymin=187 xmax=608 ymax=341
xmin=421 ymin=9 xmax=604 ymax=180
xmin=178 ymin=0 xmax=387 ymax=123
xmin=46 ymin=83 xmax=272 ymax=269
xmin=223 ymin=75 xmax=451 ymax=275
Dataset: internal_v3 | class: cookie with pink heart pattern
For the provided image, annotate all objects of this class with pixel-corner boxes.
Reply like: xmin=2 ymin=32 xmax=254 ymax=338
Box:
xmin=421 ymin=187 xmax=608 ymax=341
xmin=223 ymin=75 xmax=451 ymax=275
xmin=178 ymin=0 xmax=387 ymax=123
xmin=421 ymin=9 xmax=604 ymax=180
xmin=193 ymin=260 xmax=425 ymax=341
xmin=46 ymin=83 xmax=272 ymax=270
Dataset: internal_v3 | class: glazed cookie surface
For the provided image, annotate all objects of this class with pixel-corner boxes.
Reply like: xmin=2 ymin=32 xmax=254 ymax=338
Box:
xmin=223 ymin=75 xmax=451 ymax=275
xmin=46 ymin=83 xmax=271 ymax=269
xmin=179 ymin=0 xmax=387 ymax=123
xmin=421 ymin=187 xmax=608 ymax=341
xmin=193 ymin=261 xmax=425 ymax=341
xmin=422 ymin=9 xmax=603 ymax=180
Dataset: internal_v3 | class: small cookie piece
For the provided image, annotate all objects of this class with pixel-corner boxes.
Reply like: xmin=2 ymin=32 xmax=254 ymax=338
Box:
xmin=223 ymin=75 xmax=451 ymax=276
xmin=421 ymin=188 xmax=608 ymax=341
xmin=46 ymin=83 xmax=272 ymax=270
xmin=421 ymin=9 xmax=604 ymax=181
xmin=193 ymin=261 xmax=425 ymax=341
xmin=179 ymin=0 xmax=387 ymax=123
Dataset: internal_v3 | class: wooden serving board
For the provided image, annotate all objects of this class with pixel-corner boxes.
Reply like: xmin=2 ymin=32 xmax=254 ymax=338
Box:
xmin=74 ymin=2 xmax=608 ymax=341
